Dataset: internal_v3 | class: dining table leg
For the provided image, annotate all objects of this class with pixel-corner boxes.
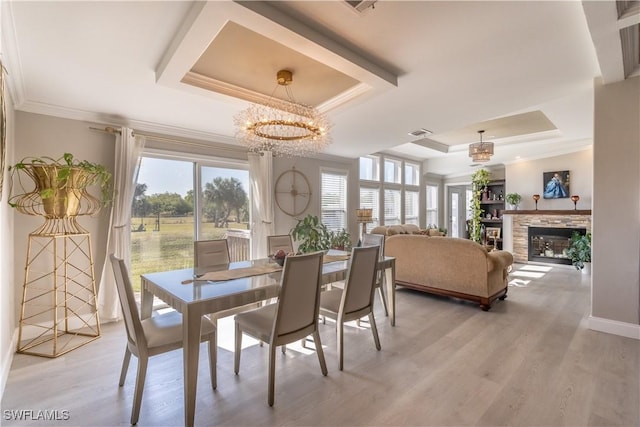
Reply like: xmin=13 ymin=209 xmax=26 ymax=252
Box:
xmin=385 ymin=261 xmax=396 ymax=326
xmin=183 ymin=306 xmax=203 ymax=427
xmin=140 ymin=277 xmax=154 ymax=320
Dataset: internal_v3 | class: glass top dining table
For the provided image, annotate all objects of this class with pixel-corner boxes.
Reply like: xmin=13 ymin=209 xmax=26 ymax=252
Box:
xmin=139 ymin=250 xmax=396 ymax=427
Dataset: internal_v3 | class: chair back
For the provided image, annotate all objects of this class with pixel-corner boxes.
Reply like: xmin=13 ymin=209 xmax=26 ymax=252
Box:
xmin=110 ymin=254 xmax=146 ymax=350
xmin=194 ymin=239 xmax=230 ymax=268
xmin=272 ymin=251 xmax=324 ymax=344
xmin=267 ymin=234 xmax=294 ymax=255
xmin=342 ymin=246 xmax=379 ymax=315
xmin=362 ymin=233 xmax=385 ymax=259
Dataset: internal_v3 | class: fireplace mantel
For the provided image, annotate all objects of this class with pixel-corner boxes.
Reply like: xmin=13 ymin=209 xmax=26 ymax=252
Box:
xmin=503 ymin=209 xmax=591 ymax=216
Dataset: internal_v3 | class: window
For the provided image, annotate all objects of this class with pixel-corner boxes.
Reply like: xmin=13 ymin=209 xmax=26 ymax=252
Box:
xmin=359 ymin=187 xmax=380 ymax=227
xmin=321 ymin=170 xmax=348 ymax=232
xmin=384 ymin=158 xmax=402 ymax=183
xmin=404 ymin=190 xmax=419 ymax=225
xmin=384 ymin=189 xmax=401 ymax=225
xmin=405 ymin=162 xmax=420 ymax=186
xmin=130 ymin=154 xmax=250 ymax=289
xmin=359 ymin=155 xmax=423 ymax=227
xmin=426 ymin=184 xmax=438 ymax=227
xmin=359 ymin=155 xmax=380 ymax=181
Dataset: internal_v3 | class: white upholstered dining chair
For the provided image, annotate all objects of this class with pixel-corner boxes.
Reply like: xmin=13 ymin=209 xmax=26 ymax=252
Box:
xmin=233 ymin=251 xmax=328 ymax=406
xmin=319 ymin=245 xmax=381 ymax=370
xmin=267 ymin=234 xmax=294 ymax=255
xmin=194 ymin=239 xmax=231 ymax=269
xmin=110 ymin=255 xmax=216 ymax=425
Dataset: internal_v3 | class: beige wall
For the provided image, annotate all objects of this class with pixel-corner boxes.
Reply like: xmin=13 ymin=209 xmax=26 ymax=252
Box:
xmin=502 ymin=149 xmax=593 ymax=252
xmin=592 ymin=76 xmax=640 ymax=328
xmin=273 ymin=155 xmax=359 ymax=249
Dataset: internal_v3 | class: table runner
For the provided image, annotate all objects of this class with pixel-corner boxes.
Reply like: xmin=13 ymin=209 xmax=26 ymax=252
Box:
xmin=182 ymin=264 xmax=282 ymax=284
xmin=323 ymin=254 xmax=351 ymax=263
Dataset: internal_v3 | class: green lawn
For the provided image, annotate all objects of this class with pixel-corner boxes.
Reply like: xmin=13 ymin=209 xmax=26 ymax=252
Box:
xmin=130 ymin=216 xmax=248 ymax=291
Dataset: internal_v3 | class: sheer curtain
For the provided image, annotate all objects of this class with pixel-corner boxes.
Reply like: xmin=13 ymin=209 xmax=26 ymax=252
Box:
xmin=248 ymin=152 xmax=275 ymax=259
xmin=98 ymin=127 xmax=145 ymax=322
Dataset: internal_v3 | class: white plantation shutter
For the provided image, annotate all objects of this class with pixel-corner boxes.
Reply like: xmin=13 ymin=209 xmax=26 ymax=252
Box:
xmin=384 ymin=189 xmax=401 ymax=225
xmin=405 ymin=190 xmax=419 ymax=225
xmin=321 ymin=171 xmax=347 ymax=232
xmin=426 ymin=184 xmax=438 ymax=227
xmin=359 ymin=187 xmax=380 ymax=227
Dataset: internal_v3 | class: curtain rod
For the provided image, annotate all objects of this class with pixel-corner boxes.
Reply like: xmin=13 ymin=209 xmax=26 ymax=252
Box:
xmin=89 ymin=126 xmax=248 ymax=153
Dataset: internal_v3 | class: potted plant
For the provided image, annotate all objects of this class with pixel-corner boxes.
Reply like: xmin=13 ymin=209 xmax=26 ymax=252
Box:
xmin=470 ymin=169 xmax=491 ymax=243
xmin=566 ymin=231 xmax=591 ymax=272
xmin=329 ymin=228 xmax=352 ymax=251
xmin=8 ymin=153 xmax=112 ymax=219
xmin=290 ymin=214 xmax=331 ymax=253
xmin=506 ymin=193 xmax=522 ymax=210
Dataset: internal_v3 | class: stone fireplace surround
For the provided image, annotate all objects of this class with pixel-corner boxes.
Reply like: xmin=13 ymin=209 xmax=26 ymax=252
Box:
xmin=503 ymin=210 xmax=592 ymax=264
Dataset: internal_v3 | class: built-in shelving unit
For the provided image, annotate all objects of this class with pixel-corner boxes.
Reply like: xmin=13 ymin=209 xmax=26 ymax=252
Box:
xmin=480 ymin=180 xmax=505 ymax=249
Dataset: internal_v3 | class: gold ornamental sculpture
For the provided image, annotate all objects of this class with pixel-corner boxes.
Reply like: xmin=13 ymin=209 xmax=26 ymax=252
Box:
xmin=9 ymin=153 xmax=112 ymax=357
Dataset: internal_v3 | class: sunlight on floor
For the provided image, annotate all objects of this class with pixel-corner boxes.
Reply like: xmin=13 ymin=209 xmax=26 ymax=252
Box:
xmin=508 ymin=264 xmax=554 ymax=286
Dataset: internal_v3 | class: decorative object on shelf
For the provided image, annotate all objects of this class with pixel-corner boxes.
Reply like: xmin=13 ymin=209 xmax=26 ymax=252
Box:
xmin=566 ymin=231 xmax=591 ymax=272
xmin=470 ymin=169 xmax=491 ymax=243
xmin=486 ymin=227 xmax=501 ymax=239
xmin=356 ymin=208 xmax=373 ymax=239
xmin=543 ymin=170 xmax=570 ymax=199
xmin=290 ymin=214 xmax=331 ymax=253
xmin=468 ymin=130 xmax=494 ymax=162
xmin=571 ymin=195 xmax=580 ymax=210
xmin=506 ymin=193 xmax=522 ymax=210
xmin=533 ymin=194 xmax=540 ymax=210
xmin=7 ymin=153 xmax=111 ymax=357
xmin=234 ymin=69 xmax=331 ymax=157
xmin=274 ymin=167 xmax=311 ymax=217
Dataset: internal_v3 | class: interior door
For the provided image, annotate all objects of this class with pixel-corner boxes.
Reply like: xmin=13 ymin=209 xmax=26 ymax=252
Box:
xmin=448 ymin=186 xmax=468 ymax=238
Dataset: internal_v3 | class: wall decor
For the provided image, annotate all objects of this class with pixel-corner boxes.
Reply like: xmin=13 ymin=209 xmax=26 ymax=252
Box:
xmin=543 ymin=170 xmax=570 ymax=199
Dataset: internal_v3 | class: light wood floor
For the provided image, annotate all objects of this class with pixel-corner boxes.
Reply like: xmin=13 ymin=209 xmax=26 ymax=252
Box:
xmin=2 ymin=264 xmax=639 ymax=426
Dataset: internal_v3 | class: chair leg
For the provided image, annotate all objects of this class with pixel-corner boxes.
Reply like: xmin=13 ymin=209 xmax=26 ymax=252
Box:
xmin=377 ymin=280 xmax=389 ymax=317
xmin=312 ymin=331 xmax=328 ymax=376
xmin=337 ymin=320 xmax=344 ymax=371
xmin=119 ymin=347 xmax=132 ymax=386
xmin=209 ymin=331 xmax=217 ymax=390
xmin=268 ymin=344 xmax=276 ymax=406
xmin=234 ymin=322 xmax=242 ymax=375
xmin=281 ymin=344 xmax=286 ymax=354
xmin=131 ymin=355 xmax=148 ymax=425
xmin=368 ymin=312 xmax=381 ymax=350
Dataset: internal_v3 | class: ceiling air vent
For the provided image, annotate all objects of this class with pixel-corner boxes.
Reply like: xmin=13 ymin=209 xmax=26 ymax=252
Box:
xmin=408 ymin=128 xmax=433 ymax=138
xmin=343 ymin=0 xmax=378 ymax=14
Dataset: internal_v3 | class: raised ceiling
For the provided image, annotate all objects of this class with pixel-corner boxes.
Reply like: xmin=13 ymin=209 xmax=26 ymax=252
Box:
xmin=1 ymin=1 xmax=634 ymax=177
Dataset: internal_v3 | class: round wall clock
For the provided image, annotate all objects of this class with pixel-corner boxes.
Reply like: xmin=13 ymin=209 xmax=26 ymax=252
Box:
xmin=274 ymin=167 xmax=311 ymax=217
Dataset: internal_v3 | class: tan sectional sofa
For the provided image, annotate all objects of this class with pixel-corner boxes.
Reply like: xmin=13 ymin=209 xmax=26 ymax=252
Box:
xmin=384 ymin=234 xmax=513 ymax=310
xmin=370 ymin=224 xmax=445 ymax=237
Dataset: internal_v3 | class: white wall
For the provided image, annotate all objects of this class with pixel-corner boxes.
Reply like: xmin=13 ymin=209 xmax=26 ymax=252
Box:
xmin=1 ymin=89 xmax=16 ymax=396
xmin=591 ymin=76 xmax=640 ymax=333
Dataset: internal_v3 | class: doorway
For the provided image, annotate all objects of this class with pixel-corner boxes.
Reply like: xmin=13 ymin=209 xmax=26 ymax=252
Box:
xmin=448 ymin=185 xmax=471 ymax=238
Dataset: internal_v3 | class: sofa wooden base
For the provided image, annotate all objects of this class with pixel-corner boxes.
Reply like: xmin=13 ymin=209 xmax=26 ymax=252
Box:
xmin=396 ymin=280 xmax=508 ymax=311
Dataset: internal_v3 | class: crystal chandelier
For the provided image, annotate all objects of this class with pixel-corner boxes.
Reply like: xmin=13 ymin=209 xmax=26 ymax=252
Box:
xmin=468 ymin=130 xmax=494 ymax=162
xmin=234 ymin=70 xmax=331 ymax=157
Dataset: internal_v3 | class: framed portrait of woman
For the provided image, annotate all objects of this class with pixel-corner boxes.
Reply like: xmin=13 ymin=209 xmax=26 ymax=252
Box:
xmin=543 ymin=170 xmax=570 ymax=199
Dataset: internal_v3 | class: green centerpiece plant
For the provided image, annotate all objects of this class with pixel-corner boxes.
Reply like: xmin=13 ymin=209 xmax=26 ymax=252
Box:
xmin=290 ymin=214 xmax=331 ymax=253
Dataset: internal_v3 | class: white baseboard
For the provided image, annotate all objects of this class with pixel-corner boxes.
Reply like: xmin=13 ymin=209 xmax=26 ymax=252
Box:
xmin=1 ymin=328 xmax=18 ymax=400
xmin=588 ymin=315 xmax=640 ymax=340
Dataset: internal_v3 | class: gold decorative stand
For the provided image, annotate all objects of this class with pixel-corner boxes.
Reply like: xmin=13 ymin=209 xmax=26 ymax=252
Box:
xmin=17 ymin=230 xmax=100 ymax=357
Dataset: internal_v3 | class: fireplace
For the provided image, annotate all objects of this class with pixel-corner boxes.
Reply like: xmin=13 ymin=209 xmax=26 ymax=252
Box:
xmin=528 ymin=226 xmax=586 ymax=265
